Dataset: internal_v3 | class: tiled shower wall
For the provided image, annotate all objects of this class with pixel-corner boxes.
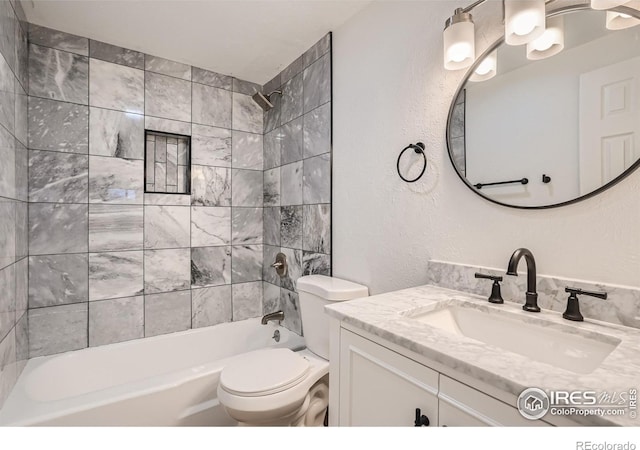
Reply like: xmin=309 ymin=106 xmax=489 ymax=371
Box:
xmin=0 ymin=0 xmax=29 ymax=408
xmin=261 ymin=34 xmax=332 ymax=334
xmin=26 ymin=24 xmax=266 ymax=358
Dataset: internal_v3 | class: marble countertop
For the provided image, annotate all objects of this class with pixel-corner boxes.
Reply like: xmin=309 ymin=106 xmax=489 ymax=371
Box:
xmin=325 ymin=284 xmax=640 ymax=426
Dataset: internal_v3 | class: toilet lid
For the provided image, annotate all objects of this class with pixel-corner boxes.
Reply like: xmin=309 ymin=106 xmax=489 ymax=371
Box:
xmin=220 ymin=348 xmax=310 ymax=397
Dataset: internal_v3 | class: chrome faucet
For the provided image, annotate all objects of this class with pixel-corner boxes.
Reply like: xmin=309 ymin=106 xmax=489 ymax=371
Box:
xmin=261 ymin=310 xmax=285 ymax=325
xmin=506 ymin=248 xmax=541 ymax=312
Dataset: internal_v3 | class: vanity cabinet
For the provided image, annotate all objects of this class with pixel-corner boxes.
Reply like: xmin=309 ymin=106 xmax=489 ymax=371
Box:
xmin=337 ymin=328 xmax=551 ymax=427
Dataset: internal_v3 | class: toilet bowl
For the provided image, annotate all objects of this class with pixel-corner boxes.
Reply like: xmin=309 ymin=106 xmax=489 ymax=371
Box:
xmin=217 ymin=275 xmax=369 ymax=426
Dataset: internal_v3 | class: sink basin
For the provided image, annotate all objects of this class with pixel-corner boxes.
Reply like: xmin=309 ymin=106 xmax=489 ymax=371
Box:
xmin=407 ymin=303 xmax=620 ymax=374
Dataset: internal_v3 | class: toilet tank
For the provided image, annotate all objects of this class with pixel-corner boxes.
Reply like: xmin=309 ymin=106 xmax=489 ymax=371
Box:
xmin=297 ymin=275 xmax=369 ymax=359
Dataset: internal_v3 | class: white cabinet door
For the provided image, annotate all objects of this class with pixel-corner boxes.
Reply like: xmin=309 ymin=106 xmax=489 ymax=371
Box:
xmin=338 ymin=329 xmax=439 ymax=426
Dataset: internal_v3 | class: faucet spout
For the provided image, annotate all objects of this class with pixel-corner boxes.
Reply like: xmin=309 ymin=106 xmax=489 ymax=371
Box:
xmin=261 ymin=310 xmax=285 ymax=325
xmin=506 ymin=248 xmax=541 ymax=312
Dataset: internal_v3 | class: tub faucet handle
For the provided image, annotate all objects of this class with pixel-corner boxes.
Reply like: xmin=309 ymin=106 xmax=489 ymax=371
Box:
xmin=271 ymin=253 xmax=287 ymax=277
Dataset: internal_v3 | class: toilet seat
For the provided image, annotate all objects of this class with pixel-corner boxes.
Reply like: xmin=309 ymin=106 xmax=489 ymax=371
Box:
xmin=219 ymin=348 xmax=310 ymax=397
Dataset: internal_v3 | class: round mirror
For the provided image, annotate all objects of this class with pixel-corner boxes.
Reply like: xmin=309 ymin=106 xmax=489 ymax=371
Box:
xmin=447 ymin=5 xmax=640 ymax=209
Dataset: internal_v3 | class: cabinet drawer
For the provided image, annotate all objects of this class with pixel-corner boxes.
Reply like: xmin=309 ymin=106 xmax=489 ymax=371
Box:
xmin=439 ymin=375 xmax=551 ymax=427
xmin=339 ymin=329 xmax=439 ymax=426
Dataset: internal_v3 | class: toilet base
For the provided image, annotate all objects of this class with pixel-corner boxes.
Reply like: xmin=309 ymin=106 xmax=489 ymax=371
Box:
xmin=235 ymin=375 xmax=329 ymax=427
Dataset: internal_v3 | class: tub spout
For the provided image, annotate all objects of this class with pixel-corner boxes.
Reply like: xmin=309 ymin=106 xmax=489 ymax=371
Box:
xmin=261 ymin=311 xmax=284 ymax=325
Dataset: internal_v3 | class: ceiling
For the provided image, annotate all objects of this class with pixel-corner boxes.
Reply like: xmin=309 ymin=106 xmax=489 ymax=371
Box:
xmin=21 ymin=0 xmax=372 ymax=84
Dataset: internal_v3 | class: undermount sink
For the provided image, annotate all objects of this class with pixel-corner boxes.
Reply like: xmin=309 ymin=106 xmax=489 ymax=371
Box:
xmin=406 ymin=303 xmax=620 ymax=375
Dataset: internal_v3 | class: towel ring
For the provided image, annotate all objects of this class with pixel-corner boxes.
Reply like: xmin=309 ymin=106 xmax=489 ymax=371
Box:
xmin=397 ymin=142 xmax=426 ymax=183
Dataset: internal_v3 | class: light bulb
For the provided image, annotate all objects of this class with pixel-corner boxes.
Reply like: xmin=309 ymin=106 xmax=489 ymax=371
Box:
xmin=505 ymin=0 xmax=546 ymax=46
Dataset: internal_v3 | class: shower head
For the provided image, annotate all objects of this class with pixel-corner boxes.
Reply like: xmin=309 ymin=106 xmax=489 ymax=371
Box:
xmin=252 ymin=90 xmax=282 ymax=112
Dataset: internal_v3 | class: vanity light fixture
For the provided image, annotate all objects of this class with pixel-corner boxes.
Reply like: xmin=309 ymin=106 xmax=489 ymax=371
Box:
xmin=591 ymin=0 xmax=628 ymax=10
xmin=469 ymin=50 xmax=497 ymax=81
xmin=526 ymin=15 xmax=564 ymax=60
xmin=443 ymin=7 xmax=476 ymax=70
xmin=505 ymin=0 xmax=547 ymax=45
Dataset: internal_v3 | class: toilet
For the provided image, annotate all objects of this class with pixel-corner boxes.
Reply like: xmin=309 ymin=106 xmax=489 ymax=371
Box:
xmin=217 ymin=275 xmax=369 ymax=426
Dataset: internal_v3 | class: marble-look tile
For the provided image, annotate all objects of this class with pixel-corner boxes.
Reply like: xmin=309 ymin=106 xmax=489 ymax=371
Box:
xmin=14 ymin=140 xmax=27 ymax=202
xmin=191 ymin=206 xmax=230 ymax=247
xmin=0 ymin=52 xmax=14 ymax=135
xmin=89 ymin=58 xmax=144 ymax=114
xmin=89 ymin=40 xmax=144 ymax=69
xmin=192 ymin=83 xmax=231 ymax=129
xmin=232 ymin=207 xmax=263 ymax=245
xmin=263 ymin=245 xmax=281 ymax=286
xmin=15 ymin=257 xmax=27 ymax=318
xmin=0 ymin=328 xmax=16 ymax=408
xmin=28 ymin=24 xmax=88 ymax=56
xmin=280 ymin=74 xmax=303 ymax=125
xmin=28 ymin=150 xmax=89 ymax=203
xmin=14 ymin=201 xmax=27 ymax=259
xmin=280 ymin=247 xmax=302 ymax=292
xmin=0 ymin=1 xmax=15 ymax=72
xmin=29 ymin=44 xmax=88 ymax=104
xmin=0 ymin=125 xmax=15 ymax=199
xmin=191 ymin=165 xmax=231 ymax=206
xmin=263 ymin=129 xmax=281 ymax=170
xmin=303 ymin=53 xmax=331 ymax=114
xmin=144 ymin=248 xmax=190 ymax=294
xmin=145 ymin=55 xmax=191 ymax=80
xmin=263 ymin=282 xmax=280 ymax=315
xmin=145 ymin=193 xmax=191 ymax=206
xmin=232 ymin=282 xmax=263 ymax=321
xmin=89 ymin=251 xmax=144 ymax=301
xmin=29 ymin=203 xmax=88 ymax=255
xmin=145 ymin=116 xmax=191 ymax=136
xmin=0 ymin=199 xmax=16 ymax=269
xmin=144 ymin=290 xmax=191 ymax=337
xmin=29 ymin=302 xmax=88 ymax=358
xmin=232 ymin=131 xmax=262 ymax=170
xmin=264 ymin=167 xmax=280 ymax=207
xmin=281 ymin=206 xmax=302 ymax=249
xmin=28 ymin=254 xmax=88 ymax=308
xmin=263 ymin=94 xmax=281 ymax=134
xmin=233 ymin=78 xmax=261 ymax=96
xmin=192 ymin=124 xmax=231 ymax=167
xmin=303 ymin=34 xmax=330 ymax=67
xmin=89 ymin=204 xmax=143 ymax=251
xmin=191 ymin=246 xmax=231 ymax=288
xmin=303 ymin=102 xmax=331 ymax=159
xmin=232 ymin=93 xmax=263 ymax=134
xmin=14 ymin=18 xmax=28 ymax=91
xmin=144 ymin=205 xmax=190 ymax=249
xmin=192 ymin=285 xmax=232 ymax=328
xmin=281 ymin=117 xmax=303 ymax=164
xmin=192 ymin=67 xmax=232 ymax=90
xmin=145 ymin=72 xmax=191 ymax=122
xmin=281 ymin=161 xmax=303 ymax=206
xmin=89 ymin=155 xmax=144 ymax=204
xmin=303 ymin=252 xmax=331 ymax=276
xmin=264 ymin=207 xmax=281 ymax=247
xmin=303 ymin=154 xmax=330 ymax=204
xmin=263 ymin=74 xmax=281 ymax=97
xmin=282 ymin=56 xmax=303 ymax=85
xmin=232 ymin=169 xmax=263 ymax=207
xmin=0 ymin=263 xmax=15 ymax=342
xmin=303 ymin=204 xmax=331 ymax=254
xmin=89 ymin=296 xmax=143 ymax=346
xmin=28 ymin=97 xmax=89 ymax=153
xmin=15 ymin=311 xmax=27 ymax=377
xmin=89 ymin=107 xmax=144 ymax=159
xmin=14 ymin=81 xmax=27 ymax=146
xmin=231 ymin=244 xmax=262 ymax=283
xmin=281 ymin=288 xmax=301 ymax=335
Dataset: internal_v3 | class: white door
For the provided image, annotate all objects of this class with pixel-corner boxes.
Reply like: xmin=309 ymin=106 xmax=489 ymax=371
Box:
xmin=579 ymin=57 xmax=640 ymax=195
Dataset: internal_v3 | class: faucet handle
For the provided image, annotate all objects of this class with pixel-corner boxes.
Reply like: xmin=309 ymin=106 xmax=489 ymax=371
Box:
xmin=563 ymin=287 xmax=608 ymax=322
xmin=474 ymin=273 xmax=504 ymax=304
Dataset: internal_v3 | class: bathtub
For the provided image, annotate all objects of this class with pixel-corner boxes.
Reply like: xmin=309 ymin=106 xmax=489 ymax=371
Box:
xmin=0 ymin=318 xmax=305 ymax=426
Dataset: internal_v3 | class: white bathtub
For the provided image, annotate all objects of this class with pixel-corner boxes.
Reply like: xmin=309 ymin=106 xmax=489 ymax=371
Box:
xmin=0 ymin=318 xmax=305 ymax=426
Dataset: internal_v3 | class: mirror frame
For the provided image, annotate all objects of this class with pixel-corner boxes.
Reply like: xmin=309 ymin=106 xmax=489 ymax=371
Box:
xmin=446 ymin=4 xmax=640 ymax=210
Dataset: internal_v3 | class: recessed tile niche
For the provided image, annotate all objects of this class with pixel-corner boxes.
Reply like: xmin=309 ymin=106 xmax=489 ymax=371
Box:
xmin=145 ymin=130 xmax=191 ymax=194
